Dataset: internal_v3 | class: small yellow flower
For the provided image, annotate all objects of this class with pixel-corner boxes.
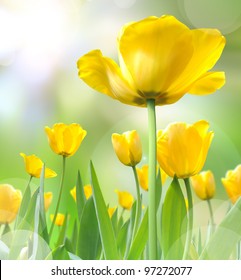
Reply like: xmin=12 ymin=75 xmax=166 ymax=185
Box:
xmin=70 ymin=184 xmax=92 ymax=201
xmin=157 ymin=120 xmax=214 ymax=178
xmin=0 ymin=184 xmax=22 ymax=224
xmin=115 ymin=190 xmax=134 ymax=210
xmin=50 ymin=213 xmax=65 ymax=226
xmin=112 ymin=130 xmax=142 ymax=166
xmin=108 ymin=207 xmax=116 ymax=218
xmin=44 ymin=192 xmax=53 ymax=211
xmin=222 ymin=165 xmax=241 ymax=204
xmin=190 ymin=170 xmax=215 ymax=200
xmin=45 ymin=123 xmax=87 ymax=157
xmin=136 ymin=164 xmax=168 ymax=191
xmin=77 ymin=15 xmax=225 ymax=107
xmin=20 ymin=153 xmax=57 ymax=178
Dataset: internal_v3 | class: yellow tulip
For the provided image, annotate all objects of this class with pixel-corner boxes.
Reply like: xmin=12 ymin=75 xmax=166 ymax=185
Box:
xmin=70 ymin=184 xmax=92 ymax=201
xmin=222 ymin=165 xmax=241 ymax=204
xmin=77 ymin=15 xmax=225 ymax=107
xmin=44 ymin=192 xmax=53 ymax=211
xmin=157 ymin=120 xmax=214 ymax=178
xmin=190 ymin=170 xmax=216 ymax=200
xmin=50 ymin=213 xmax=65 ymax=226
xmin=112 ymin=130 xmax=142 ymax=166
xmin=115 ymin=190 xmax=134 ymax=210
xmin=0 ymin=184 xmax=22 ymax=224
xmin=108 ymin=207 xmax=116 ymax=218
xmin=20 ymin=153 xmax=57 ymax=178
xmin=136 ymin=164 xmax=168 ymax=191
xmin=45 ymin=123 xmax=87 ymax=157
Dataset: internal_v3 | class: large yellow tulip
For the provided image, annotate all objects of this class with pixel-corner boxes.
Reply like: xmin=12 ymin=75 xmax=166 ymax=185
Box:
xmin=157 ymin=120 xmax=213 ymax=178
xmin=77 ymin=15 xmax=225 ymax=107
xmin=0 ymin=184 xmax=22 ymax=224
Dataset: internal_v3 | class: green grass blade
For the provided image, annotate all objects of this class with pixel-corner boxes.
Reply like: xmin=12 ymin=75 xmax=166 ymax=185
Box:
xmin=77 ymin=197 xmax=101 ymax=259
xmin=161 ymin=177 xmax=187 ymax=260
xmin=156 ymin=169 xmax=162 ymax=212
xmin=127 ymin=209 xmax=148 ymax=260
xmin=52 ymin=245 xmax=71 ymax=260
xmin=90 ymin=161 xmax=120 ymax=260
xmin=76 ymin=170 xmax=86 ymax=220
xmin=117 ymin=220 xmax=130 ymax=258
xmin=15 ymin=176 xmax=32 ymax=228
xmin=200 ymin=197 xmax=241 ymax=260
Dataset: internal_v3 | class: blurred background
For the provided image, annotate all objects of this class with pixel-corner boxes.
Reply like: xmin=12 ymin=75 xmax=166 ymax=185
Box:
xmin=1 ymin=0 xmax=241 ymax=230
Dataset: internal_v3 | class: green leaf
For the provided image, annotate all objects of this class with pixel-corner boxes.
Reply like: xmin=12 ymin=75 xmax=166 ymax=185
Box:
xmin=75 ymin=170 xmax=86 ymax=220
xmin=90 ymin=162 xmax=120 ymax=260
xmin=15 ymin=176 xmax=32 ymax=228
xmin=52 ymin=245 xmax=70 ymax=260
xmin=17 ymin=188 xmax=39 ymax=231
xmin=117 ymin=220 xmax=130 ymax=258
xmin=161 ymin=177 xmax=187 ymax=260
xmin=38 ymin=165 xmax=49 ymax=243
xmin=70 ymin=219 xmax=78 ymax=254
xmin=77 ymin=197 xmax=101 ymax=260
xmin=200 ymin=197 xmax=241 ymax=260
xmin=127 ymin=209 xmax=148 ymax=260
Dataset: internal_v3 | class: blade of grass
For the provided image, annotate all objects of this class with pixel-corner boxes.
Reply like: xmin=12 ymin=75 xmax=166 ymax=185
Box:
xmin=77 ymin=197 xmax=101 ymax=260
xmin=90 ymin=162 xmax=119 ymax=260
xmin=75 ymin=170 xmax=86 ymax=220
xmin=127 ymin=209 xmax=148 ymax=260
xmin=161 ymin=177 xmax=187 ymax=260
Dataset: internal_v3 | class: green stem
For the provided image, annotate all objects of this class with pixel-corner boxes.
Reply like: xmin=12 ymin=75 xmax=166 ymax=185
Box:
xmin=206 ymin=199 xmax=215 ymax=227
xmin=147 ymin=99 xmax=157 ymax=260
xmin=49 ymin=156 xmax=66 ymax=239
xmin=183 ymin=178 xmax=193 ymax=260
xmin=131 ymin=166 xmax=142 ymax=239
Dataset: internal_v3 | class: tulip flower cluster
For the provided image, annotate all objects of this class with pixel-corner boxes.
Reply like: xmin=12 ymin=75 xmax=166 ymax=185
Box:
xmin=1 ymin=15 xmax=241 ymax=261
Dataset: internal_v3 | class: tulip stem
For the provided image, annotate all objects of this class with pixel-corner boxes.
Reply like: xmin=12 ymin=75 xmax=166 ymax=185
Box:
xmin=147 ymin=99 xmax=157 ymax=260
xmin=49 ymin=156 xmax=66 ymax=239
xmin=132 ymin=166 xmax=142 ymax=239
xmin=183 ymin=178 xmax=193 ymax=260
xmin=207 ymin=199 xmax=215 ymax=228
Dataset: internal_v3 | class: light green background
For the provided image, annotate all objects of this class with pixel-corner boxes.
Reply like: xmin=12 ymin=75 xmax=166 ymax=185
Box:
xmin=1 ymin=0 xmax=241 ymax=230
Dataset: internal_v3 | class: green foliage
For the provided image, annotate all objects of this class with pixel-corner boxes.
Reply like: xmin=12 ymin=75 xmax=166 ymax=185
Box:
xmin=90 ymin=162 xmax=120 ymax=260
xmin=161 ymin=177 xmax=187 ymax=260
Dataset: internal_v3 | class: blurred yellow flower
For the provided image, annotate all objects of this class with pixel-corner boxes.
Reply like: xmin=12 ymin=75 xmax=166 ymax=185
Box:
xmin=190 ymin=170 xmax=215 ymax=200
xmin=20 ymin=153 xmax=57 ymax=178
xmin=0 ymin=184 xmax=22 ymax=224
xmin=115 ymin=190 xmax=134 ymax=210
xmin=77 ymin=15 xmax=225 ymax=107
xmin=108 ymin=207 xmax=116 ymax=218
xmin=136 ymin=164 xmax=168 ymax=191
xmin=157 ymin=120 xmax=214 ymax=178
xmin=70 ymin=184 xmax=92 ymax=201
xmin=222 ymin=165 xmax=241 ymax=204
xmin=112 ymin=130 xmax=142 ymax=166
xmin=44 ymin=192 xmax=53 ymax=211
xmin=50 ymin=213 xmax=65 ymax=226
xmin=45 ymin=123 xmax=87 ymax=157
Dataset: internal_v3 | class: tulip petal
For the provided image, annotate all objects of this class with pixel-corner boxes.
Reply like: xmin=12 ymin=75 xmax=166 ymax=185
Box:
xmin=119 ymin=15 xmax=194 ymax=95
xmin=189 ymin=71 xmax=225 ymax=95
xmin=77 ymin=50 xmax=142 ymax=106
xmin=167 ymin=28 xmax=225 ymax=94
xmin=112 ymin=134 xmax=130 ymax=165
